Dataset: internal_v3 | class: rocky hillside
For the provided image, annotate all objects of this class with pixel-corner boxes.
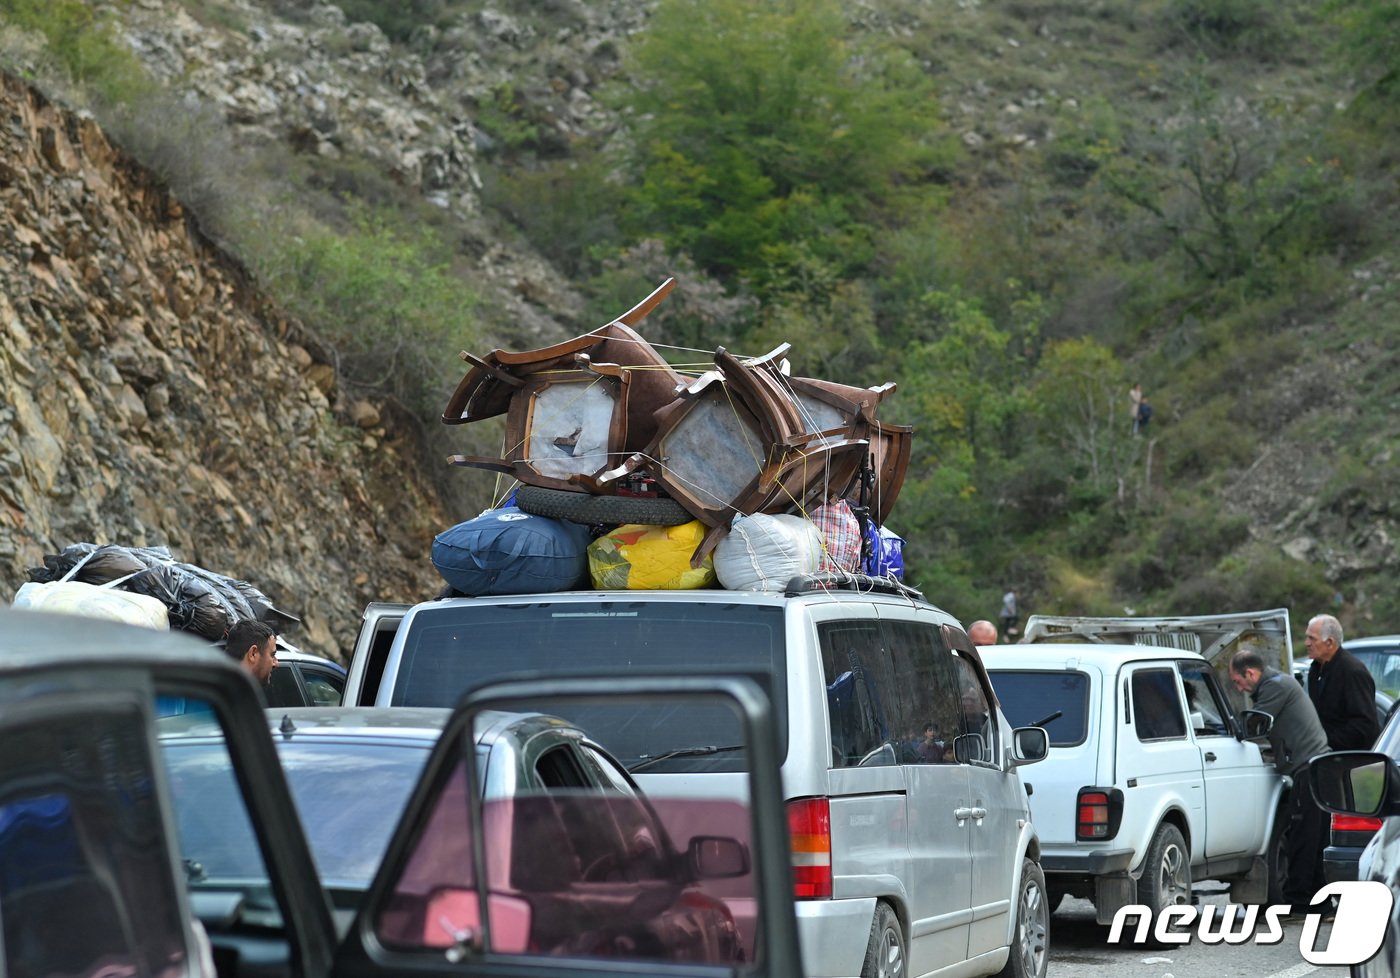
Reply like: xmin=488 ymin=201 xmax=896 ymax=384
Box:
xmin=0 ymin=72 xmax=447 ymax=657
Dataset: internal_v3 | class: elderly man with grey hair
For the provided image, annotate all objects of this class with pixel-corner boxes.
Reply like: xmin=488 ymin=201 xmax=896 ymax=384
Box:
xmin=1304 ymin=613 xmax=1379 ymax=751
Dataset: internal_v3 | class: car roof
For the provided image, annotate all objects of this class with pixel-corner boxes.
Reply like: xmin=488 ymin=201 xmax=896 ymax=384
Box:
xmin=0 ymin=606 xmax=226 ymax=670
xmin=979 ymin=642 xmax=1209 ymax=669
xmin=265 ymin=705 xmax=453 ymax=739
xmin=411 ymin=585 xmax=948 ymax=615
xmin=274 ymin=639 xmax=347 ymax=672
xmin=1345 ymin=635 xmax=1400 ymax=650
xmin=255 ymin=706 xmax=579 ymax=751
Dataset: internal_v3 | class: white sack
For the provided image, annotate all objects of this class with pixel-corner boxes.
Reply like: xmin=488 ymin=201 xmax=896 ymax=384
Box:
xmin=13 ymin=580 xmax=171 ymax=630
xmin=714 ymin=513 xmax=822 ymax=591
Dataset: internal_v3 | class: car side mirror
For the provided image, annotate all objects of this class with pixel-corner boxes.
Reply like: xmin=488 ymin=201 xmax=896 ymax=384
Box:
xmin=1239 ymin=708 xmax=1273 ymax=741
xmin=689 ymin=835 xmax=750 ymax=879
xmin=1310 ymin=751 xmax=1398 ymax=818
xmin=1009 ymin=726 xmax=1048 ymax=767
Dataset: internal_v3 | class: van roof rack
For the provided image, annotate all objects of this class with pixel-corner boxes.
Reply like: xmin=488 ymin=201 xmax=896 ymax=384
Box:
xmin=784 ymin=573 xmax=924 ymax=600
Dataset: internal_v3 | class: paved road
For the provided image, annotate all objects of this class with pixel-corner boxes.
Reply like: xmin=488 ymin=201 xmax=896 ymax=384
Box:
xmin=1046 ymin=889 xmax=1351 ymax=978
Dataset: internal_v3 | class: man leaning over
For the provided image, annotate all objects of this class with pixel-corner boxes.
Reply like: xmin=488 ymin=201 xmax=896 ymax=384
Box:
xmin=1230 ymin=649 xmax=1330 ymax=915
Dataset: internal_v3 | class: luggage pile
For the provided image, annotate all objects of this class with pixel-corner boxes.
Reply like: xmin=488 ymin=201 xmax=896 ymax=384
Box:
xmin=432 ymin=278 xmax=909 ymax=595
xmin=18 ymin=543 xmax=299 ymax=637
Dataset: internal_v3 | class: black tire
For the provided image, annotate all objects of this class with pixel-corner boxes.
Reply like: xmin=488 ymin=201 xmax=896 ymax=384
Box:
xmin=515 ymin=485 xmax=693 ymax=526
xmin=997 ymin=858 xmax=1049 ymax=978
xmin=1045 ymin=881 xmax=1067 ymax=916
xmin=1137 ymin=821 xmax=1192 ymax=912
xmin=860 ymin=902 xmax=906 ymax=978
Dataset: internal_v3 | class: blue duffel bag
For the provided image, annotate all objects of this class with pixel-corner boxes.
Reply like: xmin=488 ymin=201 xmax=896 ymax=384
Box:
xmin=432 ymin=505 xmax=591 ymax=596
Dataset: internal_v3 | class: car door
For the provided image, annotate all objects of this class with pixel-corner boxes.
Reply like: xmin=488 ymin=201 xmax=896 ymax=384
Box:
xmin=332 ymin=675 xmax=803 ymax=978
xmin=944 ymin=631 xmax=1021 ymax=961
xmin=1120 ymin=662 xmax=1205 ymax=854
xmin=865 ymin=611 xmax=973 ymax=973
xmin=1178 ymin=659 xmax=1273 ymax=858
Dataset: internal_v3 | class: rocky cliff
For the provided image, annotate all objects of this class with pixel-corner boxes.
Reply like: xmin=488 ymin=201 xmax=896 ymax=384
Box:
xmin=0 ymin=72 xmax=448 ymax=657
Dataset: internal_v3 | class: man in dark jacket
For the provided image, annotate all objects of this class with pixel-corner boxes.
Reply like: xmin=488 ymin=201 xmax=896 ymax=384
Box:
xmin=1305 ymin=614 xmax=1380 ymax=751
xmin=1231 ymin=650 xmax=1331 ymax=910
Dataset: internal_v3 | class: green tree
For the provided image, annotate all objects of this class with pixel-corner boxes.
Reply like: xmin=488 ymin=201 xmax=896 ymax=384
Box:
xmin=1028 ymin=338 xmax=1132 ymax=495
xmin=1327 ymin=0 xmax=1400 ymax=100
xmin=616 ymin=0 xmax=951 ymax=295
xmin=1093 ymin=74 xmax=1350 ymax=290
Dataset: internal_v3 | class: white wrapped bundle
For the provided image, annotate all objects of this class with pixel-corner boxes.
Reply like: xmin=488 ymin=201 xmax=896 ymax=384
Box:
xmin=12 ymin=580 xmax=171 ymax=630
xmin=714 ymin=513 xmax=822 ymax=591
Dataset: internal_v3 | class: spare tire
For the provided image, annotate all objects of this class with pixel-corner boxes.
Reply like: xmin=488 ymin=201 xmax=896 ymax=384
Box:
xmin=515 ymin=485 xmax=693 ymax=527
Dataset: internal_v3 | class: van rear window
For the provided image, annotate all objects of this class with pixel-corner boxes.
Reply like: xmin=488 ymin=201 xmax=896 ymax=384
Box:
xmin=391 ymin=601 xmax=786 ymax=770
xmin=986 ymin=670 xmax=1090 ymax=747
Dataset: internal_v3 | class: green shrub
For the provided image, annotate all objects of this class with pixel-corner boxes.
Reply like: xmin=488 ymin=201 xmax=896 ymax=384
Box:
xmin=254 ymin=202 xmax=480 ymax=415
xmin=1160 ymin=0 xmax=1295 ymax=57
xmin=483 ymin=152 xmax=627 ymax=276
xmin=328 ymin=0 xmax=450 ymax=43
xmin=1169 ymin=544 xmax=1333 ymax=616
xmin=1160 ymin=398 xmax=1253 ymax=480
xmin=0 ymin=0 xmax=152 ymax=103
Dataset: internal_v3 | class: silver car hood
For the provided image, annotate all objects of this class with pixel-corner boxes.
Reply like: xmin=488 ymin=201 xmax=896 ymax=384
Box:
xmin=1018 ymin=607 xmax=1292 ymax=673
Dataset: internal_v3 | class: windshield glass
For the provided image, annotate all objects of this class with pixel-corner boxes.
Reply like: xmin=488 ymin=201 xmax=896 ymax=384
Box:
xmin=986 ymin=670 xmax=1091 ymax=747
xmin=278 ymin=741 xmax=433 ymax=885
xmin=391 ymin=601 xmax=786 ymax=770
xmin=162 ymin=738 xmax=436 ymax=889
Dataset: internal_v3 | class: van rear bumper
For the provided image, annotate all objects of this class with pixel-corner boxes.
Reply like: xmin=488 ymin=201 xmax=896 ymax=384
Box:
xmin=1041 ymin=848 xmax=1135 ymax=874
xmin=796 ymin=897 xmax=876 ymax=977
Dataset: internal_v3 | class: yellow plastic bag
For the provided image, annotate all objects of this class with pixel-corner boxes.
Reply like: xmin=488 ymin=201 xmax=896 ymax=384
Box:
xmin=587 ymin=521 xmax=716 ymax=590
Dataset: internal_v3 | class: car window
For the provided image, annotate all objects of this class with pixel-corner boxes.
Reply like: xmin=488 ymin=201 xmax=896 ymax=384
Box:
xmin=820 ymin=620 xmax=893 ymax=766
xmin=952 ymin=654 xmax=997 ymax=765
xmin=819 ymin=618 xmax=965 ymax=768
xmin=0 ymin=703 xmax=190 ymax=978
xmin=987 ymin=670 xmax=1090 ymax=747
xmin=374 ymin=726 xmax=756 ymax=964
xmin=300 ymin=666 xmax=345 ymax=706
xmin=266 ymin=664 xmax=307 ymax=707
xmin=157 ymin=717 xmax=279 ymax=920
xmin=1356 ymin=647 xmax=1400 ymax=698
xmin=1177 ymin=661 xmax=1232 ymax=737
xmin=885 ymin=620 xmax=963 ymax=766
xmin=1130 ymin=668 xmax=1188 ymax=741
xmin=277 ymin=740 xmax=432 ymax=885
xmin=392 ymin=601 xmax=787 ymax=770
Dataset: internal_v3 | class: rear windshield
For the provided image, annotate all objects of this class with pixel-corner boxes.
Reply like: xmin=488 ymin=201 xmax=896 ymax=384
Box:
xmin=987 ymin=670 xmax=1091 ymax=747
xmin=391 ymin=601 xmax=787 ymax=770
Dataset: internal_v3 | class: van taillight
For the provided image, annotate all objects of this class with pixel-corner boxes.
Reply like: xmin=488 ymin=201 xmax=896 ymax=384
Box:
xmin=1332 ymin=813 xmax=1384 ymax=833
xmin=787 ymin=797 xmax=832 ymax=899
xmin=1076 ymin=787 xmax=1123 ymax=840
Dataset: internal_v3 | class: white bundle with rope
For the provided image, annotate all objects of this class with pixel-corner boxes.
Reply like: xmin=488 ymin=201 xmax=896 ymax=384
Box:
xmin=713 ymin=512 xmax=822 ymax=591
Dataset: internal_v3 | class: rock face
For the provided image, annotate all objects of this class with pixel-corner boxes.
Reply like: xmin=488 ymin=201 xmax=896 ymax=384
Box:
xmin=0 ymin=74 xmax=447 ymax=659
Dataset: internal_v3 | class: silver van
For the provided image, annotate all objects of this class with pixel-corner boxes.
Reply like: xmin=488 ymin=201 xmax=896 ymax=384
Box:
xmin=346 ymin=577 xmax=1050 ymax=978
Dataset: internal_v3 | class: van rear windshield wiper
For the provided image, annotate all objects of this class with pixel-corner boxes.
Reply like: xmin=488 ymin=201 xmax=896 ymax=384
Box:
xmin=628 ymin=744 xmax=744 ymax=773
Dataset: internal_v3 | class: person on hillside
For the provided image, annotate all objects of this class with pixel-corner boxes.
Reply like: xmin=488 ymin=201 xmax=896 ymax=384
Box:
xmin=1304 ymin=614 xmax=1379 ymax=751
xmin=999 ymin=591 xmax=1019 ymax=639
xmin=968 ymin=620 xmax=999 ymax=646
xmin=1230 ymin=649 xmax=1331 ymax=914
xmin=1134 ymin=396 xmax=1153 ymax=436
xmin=226 ymin=619 xmax=278 ymax=688
xmin=1128 ymin=383 xmax=1143 ymax=432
